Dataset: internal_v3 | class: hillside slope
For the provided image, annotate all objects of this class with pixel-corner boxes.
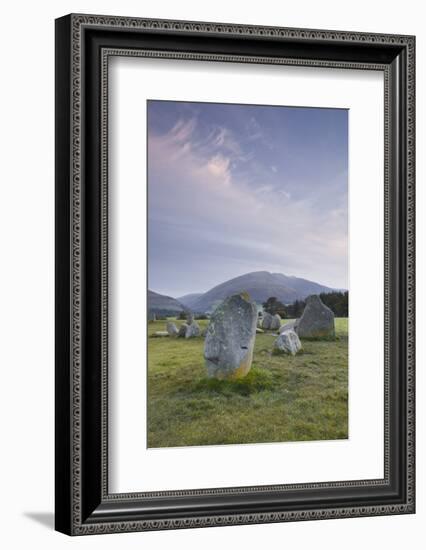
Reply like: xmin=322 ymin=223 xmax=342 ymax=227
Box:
xmin=190 ymin=271 xmax=339 ymax=313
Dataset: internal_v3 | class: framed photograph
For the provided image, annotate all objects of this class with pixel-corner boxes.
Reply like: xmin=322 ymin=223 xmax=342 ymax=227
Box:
xmin=55 ymin=14 xmax=415 ymax=535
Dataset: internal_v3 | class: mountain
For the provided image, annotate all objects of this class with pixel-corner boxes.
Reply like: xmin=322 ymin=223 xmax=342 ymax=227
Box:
xmin=177 ymin=293 xmax=203 ymax=309
xmin=148 ymin=290 xmax=185 ymax=316
xmin=188 ymin=271 xmax=341 ymax=313
xmin=269 ymin=273 xmax=345 ymax=297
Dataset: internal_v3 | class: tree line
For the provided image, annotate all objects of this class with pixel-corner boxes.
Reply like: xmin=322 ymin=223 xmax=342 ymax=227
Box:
xmin=263 ymin=291 xmax=349 ymax=318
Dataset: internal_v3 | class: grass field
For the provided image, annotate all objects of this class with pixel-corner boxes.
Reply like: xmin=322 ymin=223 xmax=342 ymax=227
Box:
xmin=147 ymin=318 xmax=348 ymax=448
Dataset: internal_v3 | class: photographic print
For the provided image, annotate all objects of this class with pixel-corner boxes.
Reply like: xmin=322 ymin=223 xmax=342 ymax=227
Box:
xmin=55 ymin=16 xmax=415 ymax=533
xmin=147 ymin=99 xmax=348 ymax=449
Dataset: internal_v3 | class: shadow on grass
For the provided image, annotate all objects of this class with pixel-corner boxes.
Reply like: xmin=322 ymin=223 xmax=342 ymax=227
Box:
xmin=194 ymin=367 xmax=275 ymax=397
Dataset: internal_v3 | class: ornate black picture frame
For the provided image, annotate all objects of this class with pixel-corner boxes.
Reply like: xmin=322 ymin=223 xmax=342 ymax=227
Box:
xmin=55 ymin=13 xmax=415 ymax=535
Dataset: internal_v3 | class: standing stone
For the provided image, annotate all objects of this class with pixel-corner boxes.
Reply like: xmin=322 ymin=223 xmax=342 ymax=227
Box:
xmin=296 ymin=295 xmax=335 ymax=339
xmin=178 ymin=323 xmax=189 ymax=338
xmin=185 ymin=321 xmax=200 ymax=338
xmin=204 ymin=292 xmax=257 ymax=380
xmin=270 ymin=314 xmax=281 ymax=331
xmin=166 ymin=321 xmax=179 ymax=337
xmin=273 ymin=330 xmax=302 ymax=355
xmin=187 ymin=311 xmax=194 ymax=325
xmin=152 ymin=331 xmax=169 ymax=338
xmin=279 ymin=320 xmax=298 ymax=334
xmin=261 ymin=312 xmax=273 ymax=330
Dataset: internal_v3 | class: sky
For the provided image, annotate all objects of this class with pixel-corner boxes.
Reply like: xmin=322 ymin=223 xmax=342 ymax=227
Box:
xmin=147 ymin=100 xmax=348 ymax=298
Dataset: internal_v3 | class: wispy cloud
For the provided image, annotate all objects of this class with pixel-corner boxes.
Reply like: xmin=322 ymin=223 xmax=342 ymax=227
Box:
xmin=206 ymin=154 xmax=232 ymax=184
xmin=147 ymin=101 xmax=348 ymax=296
xmin=168 ymin=117 xmax=196 ymax=144
xmin=246 ymin=116 xmax=263 ymax=141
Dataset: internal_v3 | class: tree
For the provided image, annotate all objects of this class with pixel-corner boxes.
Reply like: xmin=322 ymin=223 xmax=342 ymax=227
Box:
xmin=285 ymin=292 xmax=348 ymax=318
xmin=262 ymin=297 xmax=286 ymax=317
xmin=319 ymin=291 xmax=348 ymax=317
xmin=286 ymin=299 xmax=305 ymax=319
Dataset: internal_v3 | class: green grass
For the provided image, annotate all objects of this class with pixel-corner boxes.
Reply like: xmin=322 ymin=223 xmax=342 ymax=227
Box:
xmin=147 ymin=318 xmax=348 ymax=448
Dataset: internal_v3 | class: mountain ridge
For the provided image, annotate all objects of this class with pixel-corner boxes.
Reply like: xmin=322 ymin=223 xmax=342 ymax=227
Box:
xmin=189 ymin=271 xmax=341 ymax=313
xmin=147 ymin=289 xmax=185 ymax=316
xmin=177 ymin=292 xmax=203 ymax=309
xmin=150 ymin=271 xmax=345 ymax=315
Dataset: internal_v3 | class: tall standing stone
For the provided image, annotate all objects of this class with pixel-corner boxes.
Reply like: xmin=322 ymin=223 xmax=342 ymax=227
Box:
xmin=185 ymin=321 xmax=200 ymax=338
xmin=270 ymin=314 xmax=281 ymax=331
xmin=204 ymin=292 xmax=257 ymax=380
xmin=166 ymin=321 xmax=179 ymax=337
xmin=297 ymin=295 xmax=335 ymax=339
xmin=261 ymin=312 xmax=273 ymax=330
xmin=178 ymin=323 xmax=189 ymax=338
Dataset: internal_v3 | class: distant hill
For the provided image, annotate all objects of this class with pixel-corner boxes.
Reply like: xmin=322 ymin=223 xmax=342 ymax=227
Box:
xmin=148 ymin=290 xmax=185 ymax=316
xmin=188 ymin=271 xmax=341 ymax=313
xmin=177 ymin=293 xmax=203 ymax=309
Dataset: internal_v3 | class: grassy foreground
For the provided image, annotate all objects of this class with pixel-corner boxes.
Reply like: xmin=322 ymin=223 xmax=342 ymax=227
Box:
xmin=147 ymin=318 xmax=348 ymax=448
